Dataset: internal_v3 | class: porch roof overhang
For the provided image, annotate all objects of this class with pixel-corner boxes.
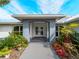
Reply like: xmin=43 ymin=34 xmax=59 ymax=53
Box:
xmin=0 ymin=22 xmax=22 ymax=25
xmin=56 ymin=15 xmax=79 ymax=24
xmin=12 ymin=14 xmax=65 ymax=21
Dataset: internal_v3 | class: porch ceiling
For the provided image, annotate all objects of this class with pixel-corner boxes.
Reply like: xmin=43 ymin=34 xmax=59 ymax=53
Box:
xmin=12 ymin=14 xmax=65 ymax=21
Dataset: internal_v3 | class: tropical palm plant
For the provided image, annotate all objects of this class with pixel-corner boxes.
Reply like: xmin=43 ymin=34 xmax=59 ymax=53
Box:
xmin=0 ymin=0 xmax=10 ymax=6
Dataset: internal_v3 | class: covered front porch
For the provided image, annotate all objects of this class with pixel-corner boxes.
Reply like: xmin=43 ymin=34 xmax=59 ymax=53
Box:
xmin=12 ymin=14 xmax=65 ymax=42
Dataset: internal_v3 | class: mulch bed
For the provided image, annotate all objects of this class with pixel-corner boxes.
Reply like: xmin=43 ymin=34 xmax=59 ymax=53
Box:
xmin=0 ymin=48 xmax=25 ymax=59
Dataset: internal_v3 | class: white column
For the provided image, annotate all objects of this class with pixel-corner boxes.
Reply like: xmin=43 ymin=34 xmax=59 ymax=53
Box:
xmin=50 ymin=20 xmax=56 ymax=42
xmin=23 ymin=20 xmax=30 ymax=42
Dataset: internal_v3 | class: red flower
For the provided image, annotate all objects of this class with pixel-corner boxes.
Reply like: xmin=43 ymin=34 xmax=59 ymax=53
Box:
xmin=56 ymin=49 xmax=65 ymax=57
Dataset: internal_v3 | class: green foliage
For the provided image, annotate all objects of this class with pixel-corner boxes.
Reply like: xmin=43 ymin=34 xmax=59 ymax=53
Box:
xmin=12 ymin=34 xmax=28 ymax=48
xmin=0 ymin=33 xmax=28 ymax=57
xmin=9 ymin=33 xmax=28 ymax=48
xmin=70 ymin=31 xmax=79 ymax=44
xmin=0 ymin=47 xmax=11 ymax=57
xmin=57 ymin=34 xmax=64 ymax=44
xmin=0 ymin=0 xmax=10 ymax=6
xmin=0 ymin=40 xmax=4 ymax=50
xmin=4 ymin=37 xmax=15 ymax=49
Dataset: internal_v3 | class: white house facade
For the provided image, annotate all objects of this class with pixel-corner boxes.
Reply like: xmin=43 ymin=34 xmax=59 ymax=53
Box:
xmin=0 ymin=24 xmax=13 ymax=38
xmin=0 ymin=23 xmax=20 ymax=38
xmin=13 ymin=14 xmax=65 ymax=42
xmin=0 ymin=14 xmax=20 ymax=39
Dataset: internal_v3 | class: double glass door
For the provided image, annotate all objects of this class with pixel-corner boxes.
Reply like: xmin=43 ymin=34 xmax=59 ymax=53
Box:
xmin=32 ymin=23 xmax=47 ymax=37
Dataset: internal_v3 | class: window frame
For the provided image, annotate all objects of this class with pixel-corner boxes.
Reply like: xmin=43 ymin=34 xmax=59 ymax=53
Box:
xmin=13 ymin=25 xmax=23 ymax=35
xmin=56 ymin=25 xmax=59 ymax=37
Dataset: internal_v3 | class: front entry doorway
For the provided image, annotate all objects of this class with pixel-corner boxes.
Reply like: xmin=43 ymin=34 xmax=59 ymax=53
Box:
xmin=31 ymin=22 xmax=48 ymax=42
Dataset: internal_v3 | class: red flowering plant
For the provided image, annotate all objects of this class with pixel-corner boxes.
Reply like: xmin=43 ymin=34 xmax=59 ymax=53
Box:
xmin=52 ymin=42 xmax=69 ymax=59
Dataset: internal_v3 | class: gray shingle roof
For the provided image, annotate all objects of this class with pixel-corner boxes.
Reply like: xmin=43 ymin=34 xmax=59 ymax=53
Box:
xmin=0 ymin=14 xmax=20 ymax=24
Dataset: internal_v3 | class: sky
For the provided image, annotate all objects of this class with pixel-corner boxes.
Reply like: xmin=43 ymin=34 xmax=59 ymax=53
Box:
xmin=0 ymin=0 xmax=79 ymax=22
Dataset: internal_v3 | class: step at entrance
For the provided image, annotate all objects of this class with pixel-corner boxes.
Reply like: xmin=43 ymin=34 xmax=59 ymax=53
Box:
xmin=31 ymin=37 xmax=48 ymax=42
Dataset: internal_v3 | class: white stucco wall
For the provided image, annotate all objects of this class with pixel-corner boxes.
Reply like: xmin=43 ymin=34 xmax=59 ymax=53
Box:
xmin=0 ymin=25 xmax=13 ymax=38
xmin=49 ymin=20 xmax=56 ymax=42
xmin=23 ymin=20 xmax=30 ymax=42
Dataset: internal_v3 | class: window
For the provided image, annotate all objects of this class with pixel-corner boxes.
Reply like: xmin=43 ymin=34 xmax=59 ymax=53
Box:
xmin=13 ymin=26 xmax=23 ymax=35
xmin=41 ymin=27 xmax=43 ymax=30
xmin=56 ymin=25 xmax=58 ymax=31
xmin=40 ymin=27 xmax=43 ymax=35
xmin=56 ymin=25 xmax=64 ymax=37
xmin=35 ymin=27 xmax=39 ymax=35
xmin=20 ymin=26 xmax=23 ymax=32
xmin=14 ymin=26 xmax=19 ymax=31
xmin=56 ymin=32 xmax=58 ymax=36
xmin=20 ymin=26 xmax=23 ymax=35
xmin=56 ymin=25 xmax=59 ymax=37
xmin=41 ymin=31 xmax=43 ymax=35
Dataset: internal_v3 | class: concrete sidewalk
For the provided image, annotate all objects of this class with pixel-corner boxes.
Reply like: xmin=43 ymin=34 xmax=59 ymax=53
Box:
xmin=19 ymin=42 xmax=59 ymax=59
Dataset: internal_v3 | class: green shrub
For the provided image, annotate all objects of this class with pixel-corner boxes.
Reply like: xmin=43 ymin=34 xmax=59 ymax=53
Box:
xmin=12 ymin=34 xmax=28 ymax=49
xmin=0 ymin=33 xmax=28 ymax=50
xmin=0 ymin=47 xmax=11 ymax=57
xmin=9 ymin=33 xmax=28 ymax=48
xmin=0 ymin=33 xmax=28 ymax=57
xmin=0 ymin=40 xmax=4 ymax=50
xmin=4 ymin=37 xmax=15 ymax=49
xmin=57 ymin=34 xmax=64 ymax=44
